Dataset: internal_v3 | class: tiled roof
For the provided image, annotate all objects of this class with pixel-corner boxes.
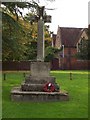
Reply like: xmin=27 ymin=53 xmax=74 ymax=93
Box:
xmin=59 ymin=27 xmax=84 ymax=47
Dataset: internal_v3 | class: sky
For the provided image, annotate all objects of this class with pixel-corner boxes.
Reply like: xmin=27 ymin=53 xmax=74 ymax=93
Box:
xmin=35 ymin=0 xmax=89 ymax=34
xmin=4 ymin=0 xmax=89 ymax=34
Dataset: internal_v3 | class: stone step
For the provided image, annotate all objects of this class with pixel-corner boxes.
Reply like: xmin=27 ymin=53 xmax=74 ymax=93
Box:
xmin=21 ymin=83 xmax=44 ymax=91
xmin=21 ymin=83 xmax=60 ymax=92
xmin=11 ymin=87 xmax=69 ymax=102
xmin=25 ymin=76 xmax=56 ymax=84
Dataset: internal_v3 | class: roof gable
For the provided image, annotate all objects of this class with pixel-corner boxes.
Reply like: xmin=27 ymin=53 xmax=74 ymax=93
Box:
xmin=59 ymin=27 xmax=85 ymax=47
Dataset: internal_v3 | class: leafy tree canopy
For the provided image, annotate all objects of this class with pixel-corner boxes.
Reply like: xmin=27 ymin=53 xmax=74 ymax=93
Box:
xmin=2 ymin=1 xmax=53 ymax=61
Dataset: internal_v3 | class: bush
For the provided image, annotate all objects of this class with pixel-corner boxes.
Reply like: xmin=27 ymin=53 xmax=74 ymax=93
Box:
xmin=44 ymin=46 xmax=61 ymax=62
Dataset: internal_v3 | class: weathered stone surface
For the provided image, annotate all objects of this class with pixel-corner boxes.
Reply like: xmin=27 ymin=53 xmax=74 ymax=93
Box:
xmin=21 ymin=83 xmax=59 ymax=92
xmin=11 ymin=87 xmax=69 ymax=102
xmin=21 ymin=83 xmax=44 ymax=91
xmin=11 ymin=61 xmax=69 ymax=102
xmin=37 ymin=19 xmax=44 ymax=61
xmin=25 ymin=76 xmax=56 ymax=84
xmin=31 ymin=62 xmax=50 ymax=77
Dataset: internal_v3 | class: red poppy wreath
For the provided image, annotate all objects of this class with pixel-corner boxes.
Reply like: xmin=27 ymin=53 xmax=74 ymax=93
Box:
xmin=43 ymin=82 xmax=55 ymax=92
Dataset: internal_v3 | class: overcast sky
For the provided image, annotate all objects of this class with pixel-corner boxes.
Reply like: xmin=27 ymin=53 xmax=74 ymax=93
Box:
xmin=6 ymin=0 xmax=89 ymax=34
xmin=36 ymin=0 xmax=89 ymax=34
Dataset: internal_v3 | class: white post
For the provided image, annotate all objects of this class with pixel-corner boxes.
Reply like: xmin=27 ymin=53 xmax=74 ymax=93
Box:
xmin=62 ymin=45 xmax=64 ymax=58
xmin=77 ymin=43 xmax=79 ymax=52
xmin=51 ymin=34 xmax=54 ymax=47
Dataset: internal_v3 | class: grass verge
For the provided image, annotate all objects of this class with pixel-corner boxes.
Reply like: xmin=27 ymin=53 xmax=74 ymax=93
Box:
xmin=2 ymin=70 xmax=88 ymax=118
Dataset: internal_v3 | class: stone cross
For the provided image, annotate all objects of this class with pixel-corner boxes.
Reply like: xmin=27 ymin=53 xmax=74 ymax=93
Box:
xmin=37 ymin=6 xmax=51 ymax=61
xmin=37 ymin=18 xmax=44 ymax=61
xmin=37 ymin=6 xmax=45 ymax=61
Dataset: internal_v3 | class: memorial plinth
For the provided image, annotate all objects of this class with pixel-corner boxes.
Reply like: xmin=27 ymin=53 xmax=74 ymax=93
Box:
xmin=11 ymin=62 xmax=69 ymax=102
xmin=31 ymin=62 xmax=50 ymax=77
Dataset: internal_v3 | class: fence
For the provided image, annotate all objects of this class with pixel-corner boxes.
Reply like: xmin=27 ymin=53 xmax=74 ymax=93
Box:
xmin=1 ymin=59 xmax=90 ymax=71
xmin=73 ymin=60 xmax=90 ymax=70
xmin=2 ymin=61 xmax=31 ymax=71
xmin=62 ymin=59 xmax=90 ymax=70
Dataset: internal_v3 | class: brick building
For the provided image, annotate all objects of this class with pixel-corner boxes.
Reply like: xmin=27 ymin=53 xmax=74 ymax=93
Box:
xmin=52 ymin=26 xmax=88 ymax=70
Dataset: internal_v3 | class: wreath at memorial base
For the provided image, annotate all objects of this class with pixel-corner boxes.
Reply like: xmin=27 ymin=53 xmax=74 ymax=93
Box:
xmin=43 ymin=82 xmax=55 ymax=92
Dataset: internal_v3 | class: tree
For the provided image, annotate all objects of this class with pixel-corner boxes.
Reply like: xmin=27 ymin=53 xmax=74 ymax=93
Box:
xmin=2 ymin=1 xmax=52 ymax=61
xmin=2 ymin=12 xmax=26 ymax=60
xmin=76 ymin=38 xmax=88 ymax=60
xmin=2 ymin=2 xmax=38 ymax=61
xmin=76 ymin=28 xmax=90 ymax=60
xmin=44 ymin=46 xmax=61 ymax=62
xmin=1 ymin=2 xmax=38 ymax=20
xmin=87 ymin=26 xmax=90 ymax=60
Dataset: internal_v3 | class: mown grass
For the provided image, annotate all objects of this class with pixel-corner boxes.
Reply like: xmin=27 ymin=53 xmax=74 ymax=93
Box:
xmin=2 ymin=71 xmax=88 ymax=118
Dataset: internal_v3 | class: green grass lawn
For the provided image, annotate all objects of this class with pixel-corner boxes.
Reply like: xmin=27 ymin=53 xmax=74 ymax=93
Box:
xmin=2 ymin=71 xmax=88 ymax=118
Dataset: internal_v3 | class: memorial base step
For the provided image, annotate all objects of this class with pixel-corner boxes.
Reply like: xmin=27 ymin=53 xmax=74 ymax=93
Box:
xmin=11 ymin=87 xmax=69 ymax=102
